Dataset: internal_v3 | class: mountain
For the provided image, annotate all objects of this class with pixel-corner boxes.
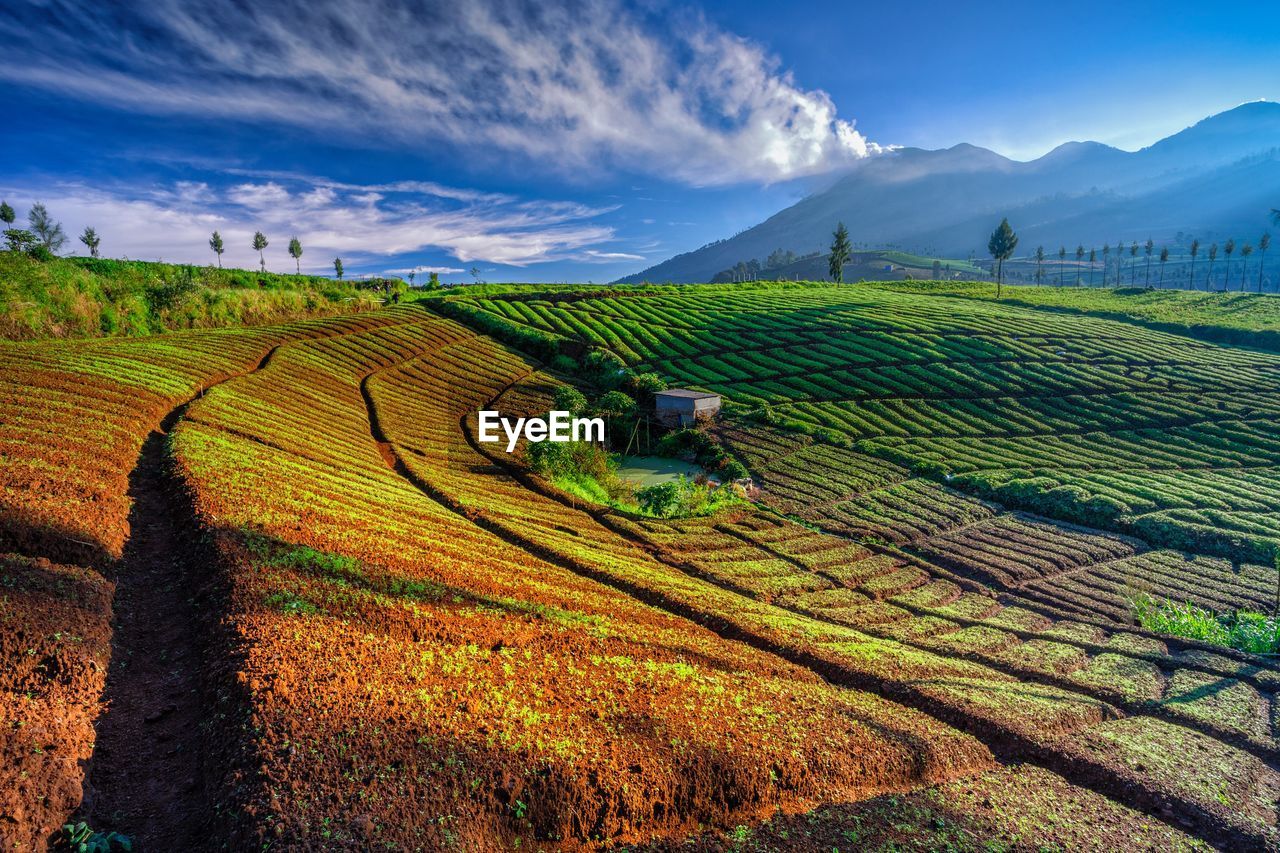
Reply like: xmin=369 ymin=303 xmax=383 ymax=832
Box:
xmin=618 ymin=102 xmax=1280 ymax=284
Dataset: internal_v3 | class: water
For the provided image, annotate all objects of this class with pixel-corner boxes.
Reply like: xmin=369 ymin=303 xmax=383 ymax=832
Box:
xmin=615 ymin=455 xmax=706 ymax=487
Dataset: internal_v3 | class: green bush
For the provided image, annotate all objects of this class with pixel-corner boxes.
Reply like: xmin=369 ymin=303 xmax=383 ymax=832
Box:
xmin=1132 ymin=593 xmax=1280 ymax=655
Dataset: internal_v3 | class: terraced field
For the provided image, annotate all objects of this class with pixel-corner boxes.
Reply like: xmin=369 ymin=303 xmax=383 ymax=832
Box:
xmin=449 ymin=284 xmax=1280 ymax=563
xmin=5 ymin=283 xmax=1280 ymax=850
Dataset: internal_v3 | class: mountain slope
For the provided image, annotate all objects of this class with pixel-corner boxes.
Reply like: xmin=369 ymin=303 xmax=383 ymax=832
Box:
xmin=620 ymin=102 xmax=1280 ymax=284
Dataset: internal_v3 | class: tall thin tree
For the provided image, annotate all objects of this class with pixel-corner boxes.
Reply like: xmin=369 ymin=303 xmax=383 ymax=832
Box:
xmin=1241 ymin=243 xmax=1254 ymax=291
xmin=1260 ymin=233 xmax=1272 ymax=293
xmin=288 ymin=236 xmax=303 ymax=274
xmin=1208 ymin=242 xmax=1219 ymax=289
xmin=1102 ymin=243 xmax=1110 ymax=286
xmin=828 ymin=222 xmax=852 ymax=283
xmin=0 ymin=201 xmax=14 ymax=229
xmin=1035 ymin=245 xmax=1045 ymax=284
xmin=1144 ymin=238 xmax=1154 ymax=286
xmin=334 ymin=257 xmax=344 ymax=279
xmin=1075 ymin=245 xmax=1085 ymax=285
xmin=1159 ymin=247 xmax=1169 ymax=287
xmin=1058 ymin=246 xmax=1067 ymax=286
xmin=987 ymin=218 xmax=1018 ymax=297
xmin=1189 ymin=239 xmax=1200 ymax=290
xmin=253 ymin=231 xmax=269 ymax=272
xmin=1223 ymin=238 xmax=1236 ymax=290
xmin=1089 ymin=248 xmax=1097 ymax=286
xmin=209 ymin=231 xmax=224 ymax=268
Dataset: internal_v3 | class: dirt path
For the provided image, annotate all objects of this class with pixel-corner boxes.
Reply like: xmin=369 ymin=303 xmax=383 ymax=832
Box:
xmin=79 ymin=413 xmax=211 ymax=849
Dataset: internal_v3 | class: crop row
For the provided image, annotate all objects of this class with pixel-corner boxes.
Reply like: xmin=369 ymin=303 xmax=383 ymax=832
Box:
xmin=0 ymin=310 xmax=415 ymax=565
xmin=375 ymin=341 xmax=1280 ymax=846
xmin=168 ymin=315 xmax=985 ymax=847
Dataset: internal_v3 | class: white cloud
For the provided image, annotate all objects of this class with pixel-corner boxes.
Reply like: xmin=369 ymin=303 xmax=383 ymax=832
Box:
xmin=0 ymin=0 xmax=881 ymax=186
xmin=0 ymin=176 xmax=618 ymax=271
xmin=386 ymin=265 xmax=467 ymax=275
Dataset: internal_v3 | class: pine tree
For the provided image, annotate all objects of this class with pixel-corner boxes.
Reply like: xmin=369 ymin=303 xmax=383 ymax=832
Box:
xmin=28 ymin=203 xmax=66 ymax=253
xmin=1159 ymin=247 xmax=1169 ymax=287
xmin=828 ymin=222 xmax=852 ymax=283
xmin=1035 ymin=246 xmax=1045 ymax=284
xmin=334 ymin=257 xmax=344 ymax=279
xmin=1058 ymin=246 xmax=1067 ymax=286
xmin=209 ymin=231 xmax=224 ymax=267
xmin=986 ymin=218 xmax=1018 ymax=297
xmin=1144 ymin=238 xmax=1154 ymax=287
xmin=1075 ymin=245 xmax=1085 ymax=285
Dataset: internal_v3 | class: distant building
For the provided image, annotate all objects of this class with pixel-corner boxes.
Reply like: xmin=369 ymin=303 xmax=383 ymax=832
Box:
xmin=654 ymin=389 xmax=722 ymax=427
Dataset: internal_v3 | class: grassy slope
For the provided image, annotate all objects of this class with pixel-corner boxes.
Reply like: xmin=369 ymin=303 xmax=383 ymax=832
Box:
xmin=0 ymin=252 xmax=381 ymax=339
xmin=875 ymin=280 xmax=1280 ymax=351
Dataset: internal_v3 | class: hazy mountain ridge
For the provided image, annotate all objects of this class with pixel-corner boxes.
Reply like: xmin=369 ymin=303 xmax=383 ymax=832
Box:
xmin=619 ymin=102 xmax=1280 ymax=283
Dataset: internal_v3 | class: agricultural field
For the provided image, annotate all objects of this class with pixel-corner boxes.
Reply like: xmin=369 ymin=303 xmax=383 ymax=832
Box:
xmin=5 ymin=281 xmax=1280 ymax=851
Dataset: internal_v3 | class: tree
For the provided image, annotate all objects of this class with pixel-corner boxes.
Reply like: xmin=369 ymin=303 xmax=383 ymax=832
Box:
xmin=428 ymin=271 xmax=440 ymax=288
xmin=288 ymin=236 xmax=303 ymax=274
xmin=1058 ymin=246 xmax=1067 ymax=286
xmin=986 ymin=218 xmax=1018 ymax=296
xmin=1259 ymin=233 xmax=1271 ymax=293
xmin=828 ymin=222 xmax=852 ymax=283
xmin=79 ymin=226 xmax=101 ymax=258
xmin=333 ymin=257 xmax=344 ymax=279
xmin=1101 ymin=243 xmax=1111 ymax=286
xmin=0 ymin=201 xmax=14 ymax=228
xmin=470 ymin=266 xmax=482 ymax=284
xmin=252 ymin=231 xmax=269 ymax=272
xmin=1035 ymin=246 xmax=1045 ymax=284
xmin=1075 ymin=245 xmax=1085 ymax=285
xmin=1241 ymin=243 xmax=1254 ymax=291
xmin=1088 ymin=248 xmax=1097 ymax=285
xmin=209 ymin=231 xmax=224 ymax=268
xmin=1189 ymin=239 xmax=1200 ymax=290
xmin=3 ymin=229 xmax=36 ymax=252
xmin=28 ymin=203 xmax=66 ymax=253
xmin=1144 ymin=238 xmax=1154 ymax=287
xmin=1159 ymin=247 xmax=1169 ymax=287
xmin=408 ymin=271 xmax=416 ymax=287
xmin=1223 ymin=238 xmax=1236 ymax=290
xmin=1129 ymin=241 xmax=1139 ymax=285
xmin=1208 ymin=242 xmax=1219 ymax=289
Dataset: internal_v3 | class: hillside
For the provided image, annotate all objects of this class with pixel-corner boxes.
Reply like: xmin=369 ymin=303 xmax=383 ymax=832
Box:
xmin=0 ymin=252 xmax=382 ymax=339
xmin=8 ymin=284 xmax=1280 ymax=849
xmin=619 ymin=102 xmax=1280 ymax=284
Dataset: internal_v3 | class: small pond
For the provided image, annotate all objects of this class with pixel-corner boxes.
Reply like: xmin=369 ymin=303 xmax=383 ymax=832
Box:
xmin=615 ymin=455 xmax=709 ymax=487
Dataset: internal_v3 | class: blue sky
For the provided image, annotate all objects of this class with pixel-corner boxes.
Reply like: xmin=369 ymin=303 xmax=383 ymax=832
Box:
xmin=0 ymin=0 xmax=1275 ymax=282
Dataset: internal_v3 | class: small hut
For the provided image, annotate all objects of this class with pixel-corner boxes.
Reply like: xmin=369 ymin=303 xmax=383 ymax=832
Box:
xmin=654 ymin=389 xmax=721 ymax=427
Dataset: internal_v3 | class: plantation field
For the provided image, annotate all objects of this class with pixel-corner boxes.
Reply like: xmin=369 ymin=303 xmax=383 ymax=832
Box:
xmin=5 ymin=282 xmax=1280 ymax=850
xmin=449 ymin=283 xmax=1280 ymax=564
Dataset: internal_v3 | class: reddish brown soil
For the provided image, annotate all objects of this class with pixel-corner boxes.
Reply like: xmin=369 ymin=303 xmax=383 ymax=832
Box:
xmin=0 ymin=555 xmax=113 ymax=850
xmin=641 ymin=763 xmax=1210 ymax=852
xmin=78 ymin=422 xmax=213 ymax=848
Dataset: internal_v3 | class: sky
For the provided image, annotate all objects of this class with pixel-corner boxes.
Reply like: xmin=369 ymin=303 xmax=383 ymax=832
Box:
xmin=0 ymin=0 xmax=1276 ymax=282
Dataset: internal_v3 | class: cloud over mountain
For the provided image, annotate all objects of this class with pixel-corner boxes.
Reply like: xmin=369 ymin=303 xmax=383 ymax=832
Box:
xmin=0 ymin=0 xmax=877 ymax=186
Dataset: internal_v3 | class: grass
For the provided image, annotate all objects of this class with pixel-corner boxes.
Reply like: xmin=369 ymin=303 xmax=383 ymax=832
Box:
xmin=0 ymin=251 xmax=379 ymax=339
xmin=1132 ymin=592 xmax=1280 ymax=655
